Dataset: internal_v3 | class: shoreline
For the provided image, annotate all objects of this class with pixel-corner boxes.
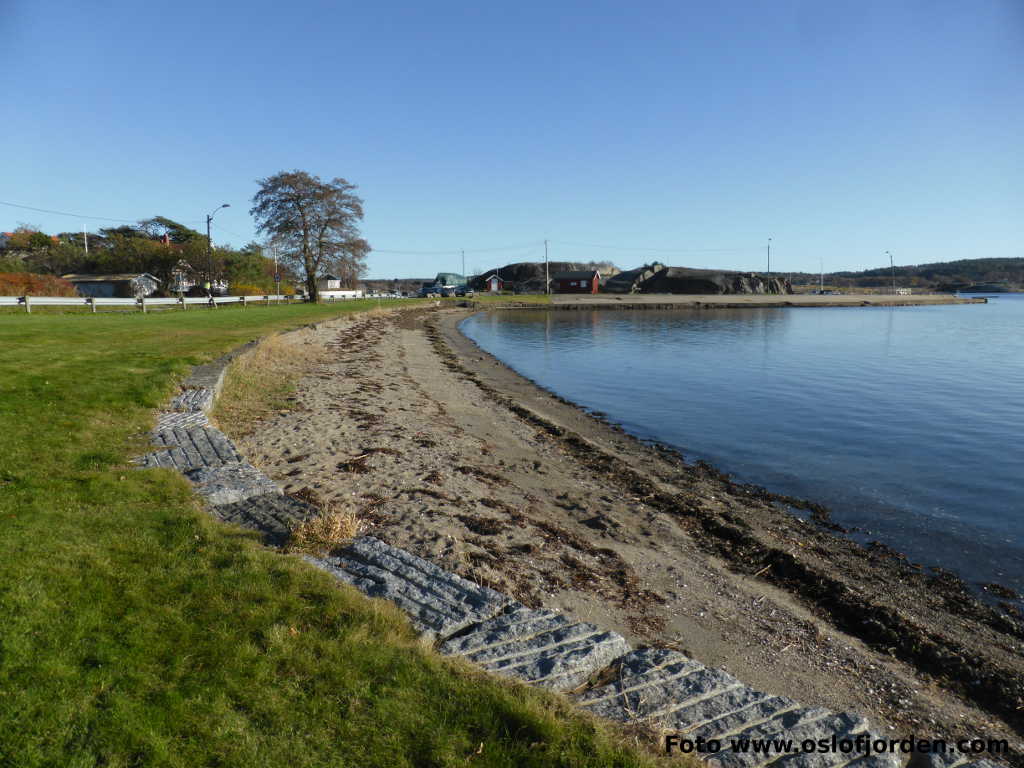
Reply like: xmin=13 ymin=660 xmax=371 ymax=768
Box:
xmin=455 ymin=305 xmax=1021 ymax=603
xmin=542 ymin=293 xmax=987 ymax=309
xmin=228 ymin=306 xmax=1023 ymax=763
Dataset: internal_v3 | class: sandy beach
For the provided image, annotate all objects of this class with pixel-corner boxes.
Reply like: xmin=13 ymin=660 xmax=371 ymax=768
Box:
xmin=222 ymin=305 xmax=1022 ymax=762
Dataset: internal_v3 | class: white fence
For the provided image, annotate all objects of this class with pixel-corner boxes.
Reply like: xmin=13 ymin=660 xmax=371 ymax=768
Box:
xmin=0 ymin=294 xmax=303 ymax=313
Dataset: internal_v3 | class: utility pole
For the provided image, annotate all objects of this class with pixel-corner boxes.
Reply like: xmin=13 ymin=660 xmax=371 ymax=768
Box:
xmin=83 ymin=225 xmax=88 ymax=257
xmin=272 ymin=242 xmax=281 ymax=297
xmin=887 ymin=250 xmax=895 ymax=294
xmin=205 ymin=203 xmax=230 ymax=297
xmin=819 ymin=257 xmax=824 ymax=294
xmin=461 ymin=249 xmax=465 ymax=279
xmin=544 ymin=240 xmax=550 ymax=294
xmin=767 ymin=237 xmax=772 ymax=276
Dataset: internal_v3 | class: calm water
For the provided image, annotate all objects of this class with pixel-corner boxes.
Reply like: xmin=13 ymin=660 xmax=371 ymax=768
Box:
xmin=461 ymin=296 xmax=1024 ymax=596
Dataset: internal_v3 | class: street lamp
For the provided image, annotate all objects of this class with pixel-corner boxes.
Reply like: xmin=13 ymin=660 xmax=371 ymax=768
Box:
xmin=767 ymin=237 xmax=772 ymax=276
xmin=206 ymin=203 xmax=230 ymax=296
xmin=886 ymin=250 xmax=895 ymax=295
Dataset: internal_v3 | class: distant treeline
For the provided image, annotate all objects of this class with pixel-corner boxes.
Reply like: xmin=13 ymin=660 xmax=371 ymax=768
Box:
xmin=789 ymin=257 xmax=1024 ymax=290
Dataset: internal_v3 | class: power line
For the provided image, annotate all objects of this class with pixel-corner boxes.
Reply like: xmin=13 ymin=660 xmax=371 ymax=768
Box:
xmin=550 ymin=239 xmax=761 ymax=254
xmin=0 ymin=200 xmax=139 ymax=223
xmin=211 ymin=223 xmax=247 ymax=241
xmin=0 ymin=199 xmax=203 ymax=225
xmin=372 ymin=241 xmax=542 ymax=255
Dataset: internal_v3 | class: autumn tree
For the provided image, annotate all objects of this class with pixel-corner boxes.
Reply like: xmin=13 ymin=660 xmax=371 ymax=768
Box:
xmin=250 ymin=171 xmax=370 ymax=300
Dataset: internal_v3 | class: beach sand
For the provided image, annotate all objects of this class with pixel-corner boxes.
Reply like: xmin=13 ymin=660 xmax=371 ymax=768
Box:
xmin=222 ymin=305 xmax=1022 ymax=761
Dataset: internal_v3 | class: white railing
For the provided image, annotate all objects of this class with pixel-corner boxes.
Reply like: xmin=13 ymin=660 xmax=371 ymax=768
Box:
xmin=1 ymin=294 xmax=300 ymax=313
xmin=318 ymin=290 xmax=364 ymax=301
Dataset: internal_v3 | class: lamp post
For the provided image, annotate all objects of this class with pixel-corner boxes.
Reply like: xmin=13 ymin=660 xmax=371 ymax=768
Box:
xmin=206 ymin=203 xmax=230 ymax=297
xmin=887 ymin=250 xmax=895 ymax=295
xmin=767 ymin=237 xmax=772 ymax=276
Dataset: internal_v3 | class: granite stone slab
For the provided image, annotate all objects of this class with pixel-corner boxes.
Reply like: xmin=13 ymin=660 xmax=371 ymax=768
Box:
xmin=185 ymin=462 xmax=280 ymax=506
xmin=913 ymin=755 xmax=1004 ymax=768
xmin=135 ymin=426 xmax=242 ymax=472
xmin=581 ymin=647 xmax=733 ymax=724
xmin=169 ymin=387 xmax=215 ymax=413
xmin=154 ymin=410 xmax=210 ymax=433
xmin=212 ymin=493 xmax=318 ymax=545
xmin=439 ymin=605 xmax=631 ymax=691
xmin=578 ymin=648 xmax=900 ymax=768
xmin=182 ymin=341 xmax=256 ymax=395
xmin=307 ymin=537 xmax=511 ymax=641
xmin=718 ymin=710 xmax=897 ymax=768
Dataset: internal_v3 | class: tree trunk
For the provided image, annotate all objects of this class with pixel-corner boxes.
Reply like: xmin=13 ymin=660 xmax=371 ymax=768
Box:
xmin=305 ymin=253 xmax=318 ymax=302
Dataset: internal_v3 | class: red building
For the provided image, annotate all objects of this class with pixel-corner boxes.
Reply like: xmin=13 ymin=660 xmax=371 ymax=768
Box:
xmin=551 ymin=269 xmax=600 ymax=294
xmin=484 ymin=274 xmax=505 ymax=293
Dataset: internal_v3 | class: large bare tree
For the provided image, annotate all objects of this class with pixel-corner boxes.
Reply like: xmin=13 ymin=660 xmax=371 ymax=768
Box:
xmin=250 ymin=171 xmax=370 ymax=300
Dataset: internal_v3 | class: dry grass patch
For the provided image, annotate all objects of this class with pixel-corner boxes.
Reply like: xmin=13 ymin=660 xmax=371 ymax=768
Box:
xmin=286 ymin=502 xmax=366 ymax=557
xmin=213 ymin=329 xmax=326 ymax=435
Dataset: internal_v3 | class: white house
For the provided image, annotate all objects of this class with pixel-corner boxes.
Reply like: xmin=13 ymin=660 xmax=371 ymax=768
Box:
xmin=316 ymin=274 xmax=345 ymax=291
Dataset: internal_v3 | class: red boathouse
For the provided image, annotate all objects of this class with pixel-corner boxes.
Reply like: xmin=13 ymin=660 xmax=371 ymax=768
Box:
xmin=551 ymin=270 xmax=600 ymax=294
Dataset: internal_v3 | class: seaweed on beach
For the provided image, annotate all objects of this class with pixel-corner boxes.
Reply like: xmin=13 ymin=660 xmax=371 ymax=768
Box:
xmin=454 ymin=464 xmax=510 ymax=487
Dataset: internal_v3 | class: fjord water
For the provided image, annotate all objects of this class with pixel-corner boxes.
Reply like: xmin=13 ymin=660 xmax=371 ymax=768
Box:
xmin=461 ymin=297 xmax=1024 ymax=596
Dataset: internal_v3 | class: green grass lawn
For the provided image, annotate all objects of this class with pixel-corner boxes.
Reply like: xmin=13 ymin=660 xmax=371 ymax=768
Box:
xmin=0 ymin=302 xmax=660 ymax=768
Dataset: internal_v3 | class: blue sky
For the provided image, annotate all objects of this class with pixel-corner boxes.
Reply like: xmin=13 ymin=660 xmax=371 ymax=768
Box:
xmin=2 ymin=0 xmax=1021 ymax=278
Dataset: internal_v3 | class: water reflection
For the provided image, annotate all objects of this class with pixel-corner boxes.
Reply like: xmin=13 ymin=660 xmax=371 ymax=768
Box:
xmin=461 ymin=302 xmax=1024 ymax=595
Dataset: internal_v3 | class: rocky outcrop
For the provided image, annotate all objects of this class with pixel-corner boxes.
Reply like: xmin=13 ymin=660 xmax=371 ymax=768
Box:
xmin=602 ymin=262 xmax=668 ymax=293
xmin=468 ymin=262 xmax=619 ymax=294
xmin=643 ymin=267 xmax=792 ymax=295
xmin=602 ymin=263 xmax=791 ymax=295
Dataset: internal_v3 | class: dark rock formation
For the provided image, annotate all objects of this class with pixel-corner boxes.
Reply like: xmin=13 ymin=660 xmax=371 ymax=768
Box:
xmin=468 ymin=262 xmax=618 ymax=294
xmin=644 ymin=267 xmax=792 ymax=295
xmin=604 ymin=263 xmax=792 ymax=295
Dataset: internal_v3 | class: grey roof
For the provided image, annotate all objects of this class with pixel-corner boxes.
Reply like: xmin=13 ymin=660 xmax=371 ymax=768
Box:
xmin=551 ymin=270 xmax=600 ymax=281
xmin=62 ymin=273 xmax=162 ymax=283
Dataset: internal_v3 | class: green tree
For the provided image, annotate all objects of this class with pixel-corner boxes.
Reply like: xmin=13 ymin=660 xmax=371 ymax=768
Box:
xmin=250 ymin=170 xmax=370 ymax=301
xmin=137 ymin=216 xmax=203 ymax=244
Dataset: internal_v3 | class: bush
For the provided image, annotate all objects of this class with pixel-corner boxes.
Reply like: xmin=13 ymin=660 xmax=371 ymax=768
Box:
xmin=230 ymin=283 xmax=265 ymax=296
xmin=0 ymin=273 xmax=79 ymax=297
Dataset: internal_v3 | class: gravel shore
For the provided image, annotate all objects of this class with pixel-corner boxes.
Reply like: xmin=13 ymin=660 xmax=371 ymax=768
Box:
xmin=225 ymin=305 xmax=1022 ymax=763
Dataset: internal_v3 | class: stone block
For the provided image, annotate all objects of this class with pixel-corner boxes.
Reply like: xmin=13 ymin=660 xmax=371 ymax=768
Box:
xmin=307 ymin=537 xmax=511 ymax=641
xmin=912 ymin=755 xmax=1004 ymax=768
xmin=182 ymin=342 xmax=256 ymax=395
xmin=714 ymin=710 xmax=871 ymax=768
xmin=439 ymin=604 xmax=630 ymax=691
xmin=154 ymin=410 xmax=210 ymax=433
xmin=185 ymin=462 xmax=280 ymax=506
xmin=212 ymin=493 xmax=318 ymax=546
xmin=578 ymin=647 xmax=730 ymax=722
xmin=136 ymin=426 xmax=242 ymax=472
xmin=169 ymin=387 xmax=215 ymax=413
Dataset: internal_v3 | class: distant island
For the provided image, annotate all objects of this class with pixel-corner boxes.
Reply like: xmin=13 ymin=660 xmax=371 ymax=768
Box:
xmin=788 ymin=257 xmax=1023 ymax=293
